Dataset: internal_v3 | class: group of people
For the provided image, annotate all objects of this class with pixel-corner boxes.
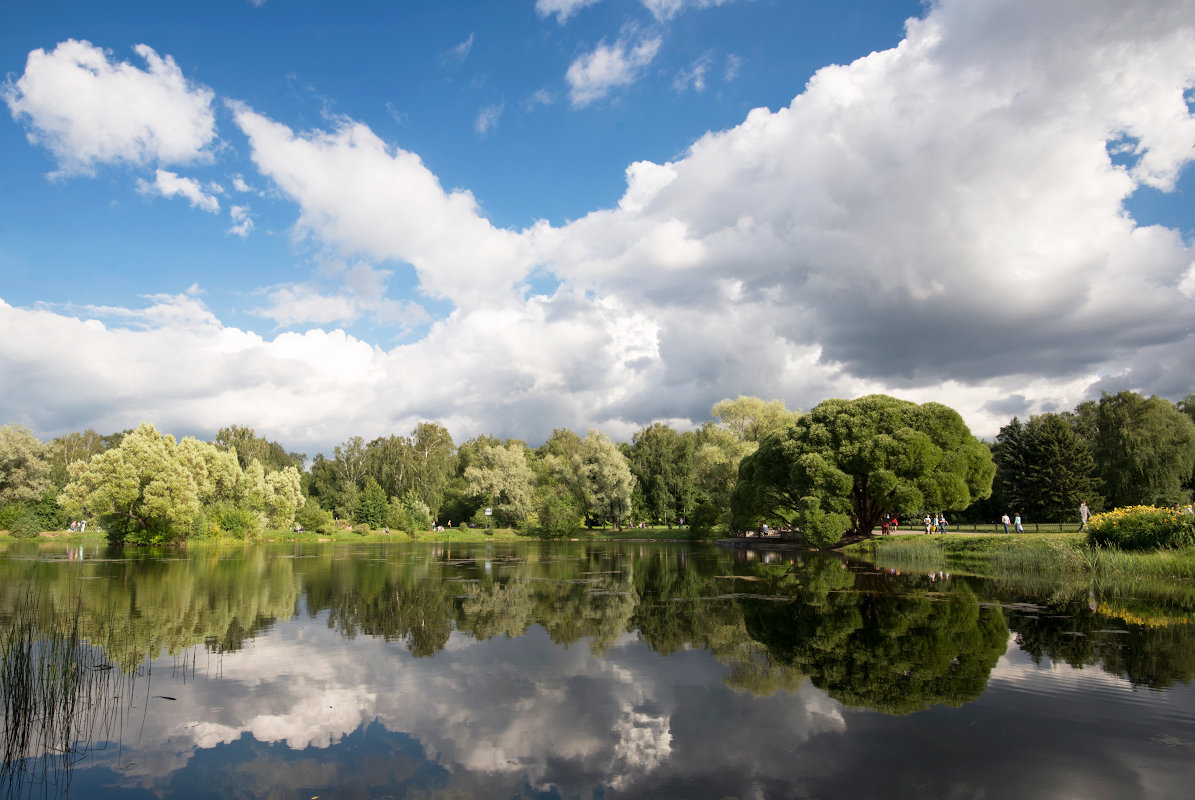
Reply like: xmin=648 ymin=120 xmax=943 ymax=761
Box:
xmin=68 ymin=520 xmax=86 ymax=532
xmin=923 ymin=513 xmax=948 ymax=534
xmin=999 ymin=513 xmax=1024 ymax=533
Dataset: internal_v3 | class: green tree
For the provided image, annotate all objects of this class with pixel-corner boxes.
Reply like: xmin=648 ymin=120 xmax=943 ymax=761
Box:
xmin=59 ymin=423 xmax=202 ymax=544
xmin=577 ymin=430 xmax=636 ymax=529
xmin=992 ymin=417 xmax=1030 ymax=513
xmin=464 ymin=441 xmax=535 ymax=527
xmin=710 ymin=395 xmax=801 ymax=444
xmin=1091 ymin=391 xmax=1195 ymax=507
xmin=1023 ymin=413 xmax=1101 ymax=523
xmin=355 ymin=477 xmax=388 ymax=528
xmin=46 ymin=428 xmax=106 ymax=488
xmin=214 ymin=424 xmax=305 ymax=472
xmin=992 ymin=413 xmax=1100 ymax=522
xmin=731 ymin=395 xmax=994 ymax=546
xmin=690 ymin=397 xmax=800 ymax=526
xmin=0 ymin=424 xmax=51 ymax=507
xmin=627 ymin=423 xmax=695 ymax=525
xmin=365 ymin=434 xmax=413 ymax=500
xmin=408 ymin=421 xmax=456 ymax=518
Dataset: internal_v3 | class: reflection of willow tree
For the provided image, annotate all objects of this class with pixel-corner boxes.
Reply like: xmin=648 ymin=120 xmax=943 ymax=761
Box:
xmin=0 ymin=548 xmax=298 ymax=670
xmin=304 ymin=551 xmax=456 ymax=658
xmin=741 ymin=566 xmax=1008 ymax=714
xmin=1002 ymin=588 xmax=1195 ymax=690
xmin=303 ymin=544 xmax=642 ymax=657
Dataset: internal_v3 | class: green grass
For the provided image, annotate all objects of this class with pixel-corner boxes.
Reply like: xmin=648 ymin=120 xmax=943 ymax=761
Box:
xmin=846 ymin=532 xmax=1195 ymax=583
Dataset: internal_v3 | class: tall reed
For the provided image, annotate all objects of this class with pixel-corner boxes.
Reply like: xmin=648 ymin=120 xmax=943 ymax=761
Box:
xmin=1 ymin=590 xmax=139 ymax=799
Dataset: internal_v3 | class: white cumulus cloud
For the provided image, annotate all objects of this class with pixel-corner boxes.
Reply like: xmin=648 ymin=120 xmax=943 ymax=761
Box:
xmin=137 ymin=169 xmax=220 ymax=213
xmin=3 ymin=39 xmax=217 ymax=176
xmin=566 ymin=34 xmax=663 ymax=107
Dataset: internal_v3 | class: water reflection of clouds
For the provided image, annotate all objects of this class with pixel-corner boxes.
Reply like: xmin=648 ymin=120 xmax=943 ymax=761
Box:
xmin=68 ymin=611 xmax=1195 ymax=799
xmin=80 ymin=613 xmax=846 ymax=797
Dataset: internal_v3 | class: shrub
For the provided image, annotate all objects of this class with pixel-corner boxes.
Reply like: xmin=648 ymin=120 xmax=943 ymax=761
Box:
xmin=532 ymin=490 xmax=579 ymax=539
xmin=401 ymin=491 xmax=432 ymax=536
xmin=190 ymin=509 xmax=215 ymax=540
xmin=0 ymin=504 xmax=25 ymax=531
xmin=9 ymin=513 xmax=43 ymax=539
xmin=352 ymin=522 xmax=370 ymax=536
xmin=296 ymin=498 xmax=334 ymax=533
xmin=1086 ymin=505 xmax=1195 ymax=550
xmin=689 ymin=501 xmax=721 ymax=537
xmin=209 ymin=502 xmax=265 ymax=541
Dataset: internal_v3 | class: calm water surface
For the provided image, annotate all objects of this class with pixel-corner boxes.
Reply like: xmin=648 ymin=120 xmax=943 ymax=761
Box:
xmin=1 ymin=540 xmax=1193 ymax=799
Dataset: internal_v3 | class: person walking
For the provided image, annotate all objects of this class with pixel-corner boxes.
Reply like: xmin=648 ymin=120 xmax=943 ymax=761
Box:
xmin=1001 ymin=513 xmax=1010 ymax=534
xmin=924 ymin=514 xmax=932 ymax=535
xmin=1079 ymin=501 xmax=1090 ymax=531
xmin=1014 ymin=512 xmax=1023 ymax=533
xmin=939 ymin=513 xmax=948 ymax=534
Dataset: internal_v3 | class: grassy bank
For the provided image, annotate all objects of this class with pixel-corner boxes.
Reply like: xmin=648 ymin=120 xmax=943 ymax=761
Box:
xmin=845 ymin=533 xmax=1195 ymax=582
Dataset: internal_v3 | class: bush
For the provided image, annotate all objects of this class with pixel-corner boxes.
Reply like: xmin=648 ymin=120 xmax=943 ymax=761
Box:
xmin=1087 ymin=505 xmax=1195 ymax=550
xmin=401 ymin=490 xmax=432 ymax=536
xmin=296 ymin=498 xmax=334 ymax=533
xmin=9 ymin=513 xmax=43 ymax=539
xmin=689 ymin=501 xmax=721 ymax=537
xmin=532 ymin=490 xmax=579 ymax=539
xmin=190 ymin=509 xmax=215 ymax=540
xmin=0 ymin=504 xmax=24 ymax=530
xmin=352 ymin=522 xmax=370 ymax=536
xmin=209 ymin=502 xmax=266 ymax=541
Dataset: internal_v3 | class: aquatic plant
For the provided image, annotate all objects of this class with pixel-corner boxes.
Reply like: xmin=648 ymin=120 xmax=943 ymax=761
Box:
xmin=1 ymin=591 xmax=138 ymax=799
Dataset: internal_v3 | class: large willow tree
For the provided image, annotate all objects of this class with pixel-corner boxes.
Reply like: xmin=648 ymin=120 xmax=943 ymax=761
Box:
xmin=730 ymin=395 xmax=994 ymax=546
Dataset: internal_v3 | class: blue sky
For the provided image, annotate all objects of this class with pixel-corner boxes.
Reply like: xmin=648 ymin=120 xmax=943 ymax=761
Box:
xmin=2 ymin=0 xmax=1194 ymax=455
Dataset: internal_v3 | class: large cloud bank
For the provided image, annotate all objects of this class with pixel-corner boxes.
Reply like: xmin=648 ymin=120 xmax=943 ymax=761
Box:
xmin=2 ymin=0 xmax=1194 ymax=453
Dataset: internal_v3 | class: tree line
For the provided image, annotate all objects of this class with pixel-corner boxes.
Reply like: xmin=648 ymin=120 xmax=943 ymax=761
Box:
xmin=1 ymin=390 xmax=1192 ymax=545
xmin=969 ymin=391 xmax=1195 ymax=524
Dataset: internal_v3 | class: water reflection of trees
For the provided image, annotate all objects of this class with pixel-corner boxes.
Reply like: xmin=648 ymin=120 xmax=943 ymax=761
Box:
xmin=0 ymin=547 xmax=299 ymax=669
xmin=989 ymin=581 xmax=1195 ymax=690
xmin=8 ymin=542 xmax=1195 ymax=719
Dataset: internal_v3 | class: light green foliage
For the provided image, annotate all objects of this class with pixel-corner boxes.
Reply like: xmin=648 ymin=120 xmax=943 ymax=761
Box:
xmin=60 ymin=423 xmax=201 ymax=544
xmin=45 ymin=428 xmax=106 ymax=488
xmin=0 ymin=424 xmax=51 ymax=506
xmin=710 ymin=396 xmax=801 ymax=443
xmin=691 ymin=397 xmax=800 ymax=525
xmin=408 ymin=421 xmax=456 ymax=517
xmin=1091 ymin=392 xmax=1195 ymax=507
xmin=1087 ymin=505 xmax=1195 ymax=550
xmin=578 ymin=430 xmax=636 ymax=528
xmin=465 ymin=441 xmax=535 ymax=527
xmin=731 ymin=395 xmax=994 ymax=546
xmin=59 ymin=422 xmax=303 ymax=544
xmin=214 ymin=424 xmax=305 ymax=472
xmin=263 ymin=464 xmax=304 ymax=528
xmin=333 ymin=435 xmax=369 ymax=491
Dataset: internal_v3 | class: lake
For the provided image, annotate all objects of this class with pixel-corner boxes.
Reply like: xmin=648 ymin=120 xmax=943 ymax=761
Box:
xmin=2 ymin=539 xmax=1193 ymax=799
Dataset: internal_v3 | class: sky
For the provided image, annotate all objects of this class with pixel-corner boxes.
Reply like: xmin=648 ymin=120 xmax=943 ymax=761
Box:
xmin=2 ymin=0 xmax=1194 ymax=457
